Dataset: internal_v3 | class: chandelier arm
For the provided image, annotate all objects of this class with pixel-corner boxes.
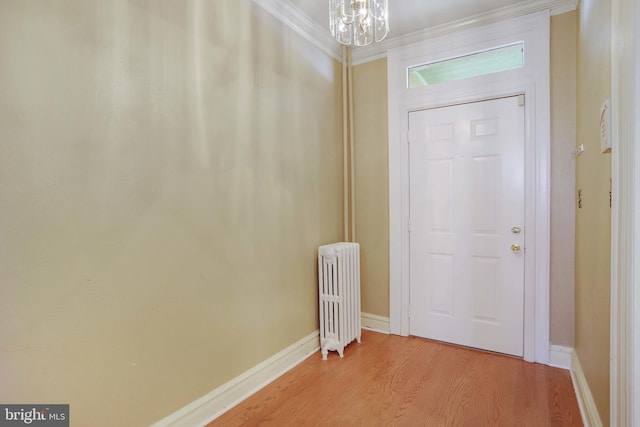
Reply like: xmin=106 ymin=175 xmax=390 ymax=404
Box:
xmin=341 ymin=14 xmax=356 ymax=25
xmin=359 ymin=11 xmax=370 ymax=32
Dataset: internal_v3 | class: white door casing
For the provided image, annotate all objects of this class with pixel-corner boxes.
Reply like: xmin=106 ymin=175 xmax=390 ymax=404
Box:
xmin=408 ymin=97 xmax=525 ymax=356
xmin=610 ymin=0 xmax=640 ymax=423
xmin=388 ymin=12 xmax=550 ymax=363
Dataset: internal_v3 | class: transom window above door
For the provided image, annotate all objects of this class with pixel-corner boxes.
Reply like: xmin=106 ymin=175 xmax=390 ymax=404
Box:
xmin=407 ymin=42 xmax=524 ymax=88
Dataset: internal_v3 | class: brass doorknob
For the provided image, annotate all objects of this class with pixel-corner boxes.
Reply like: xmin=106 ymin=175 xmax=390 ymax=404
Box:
xmin=511 ymin=244 xmax=521 ymax=253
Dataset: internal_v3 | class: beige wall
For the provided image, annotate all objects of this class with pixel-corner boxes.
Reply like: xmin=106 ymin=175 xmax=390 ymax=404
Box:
xmin=550 ymin=12 xmax=577 ymax=346
xmin=353 ymin=17 xmax=578 ymax=347
xmin=575 ymin=0 xmax=612 ymax=422
xmin=353 ymin=59 xmax=390 ymax=317
xmin=0 ymin=1 xmax=343 ymax=426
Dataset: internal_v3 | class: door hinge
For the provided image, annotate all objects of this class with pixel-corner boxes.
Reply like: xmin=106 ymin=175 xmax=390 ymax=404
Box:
xmin=408 ymin=218 xmax=411 ymax=232
xmin=518 ymin=94 xmax=525 ymax=106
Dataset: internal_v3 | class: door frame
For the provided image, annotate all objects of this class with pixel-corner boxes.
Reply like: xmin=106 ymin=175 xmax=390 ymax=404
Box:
xmin=387 ymin=12 xmax=551 ymax=363
xmin=610 ymin=0 xmax=639 ymax=423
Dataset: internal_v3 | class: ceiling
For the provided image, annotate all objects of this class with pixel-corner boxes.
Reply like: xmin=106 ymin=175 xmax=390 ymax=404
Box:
xmin=289 ymin=0 xmax=535 ymax=40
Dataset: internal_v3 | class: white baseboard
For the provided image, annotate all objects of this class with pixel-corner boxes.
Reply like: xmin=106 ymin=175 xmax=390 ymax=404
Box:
xmin=151 ymin=330 xmax=320 ymax=427
xmin=548 ymin=345 xmax=572 ymax=370
xmin=570 ymin=349 xmax=604 ymax=427
xmin=361 ymin=312 xmax=390 ymax=334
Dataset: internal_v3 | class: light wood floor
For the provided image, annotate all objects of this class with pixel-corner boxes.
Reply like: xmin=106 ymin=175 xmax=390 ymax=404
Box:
xmin=208 ymin=330 xmax=583 ymax=426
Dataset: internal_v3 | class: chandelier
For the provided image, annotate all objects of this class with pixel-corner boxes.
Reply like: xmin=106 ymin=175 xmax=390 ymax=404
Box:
xmin=329 ymin=0 xmax=389 ymax=47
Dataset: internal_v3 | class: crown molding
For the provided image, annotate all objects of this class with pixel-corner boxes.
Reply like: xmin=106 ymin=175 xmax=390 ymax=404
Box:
xmin=251 ymin=0 xmax=578 ymax=65
xmin=252 ymin=0 xmax=342 ymax=61
xmin=352 ymin=0 xmax=579 ymax=65
xmin=549 ymin=0 xmax=581 ymax=15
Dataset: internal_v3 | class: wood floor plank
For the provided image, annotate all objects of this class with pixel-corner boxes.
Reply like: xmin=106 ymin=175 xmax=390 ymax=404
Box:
xmin=208 ymin=331 xmax=583 ymax=427
xmin=548 ymin=367 xmax=583 ymax=426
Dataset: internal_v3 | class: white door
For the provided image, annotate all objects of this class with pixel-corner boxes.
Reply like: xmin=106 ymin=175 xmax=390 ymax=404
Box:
xmin=408 ymin=96 xmax=525 ymax=357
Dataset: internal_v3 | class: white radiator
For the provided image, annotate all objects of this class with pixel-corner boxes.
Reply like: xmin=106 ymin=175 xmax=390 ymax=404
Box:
xmin=318 ymin=242 xmax=361 ymax=360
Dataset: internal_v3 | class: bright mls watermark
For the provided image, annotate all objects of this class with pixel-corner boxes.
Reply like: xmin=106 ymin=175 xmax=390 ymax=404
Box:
xmin=0 ymin=405 xmax=68 ymax=426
